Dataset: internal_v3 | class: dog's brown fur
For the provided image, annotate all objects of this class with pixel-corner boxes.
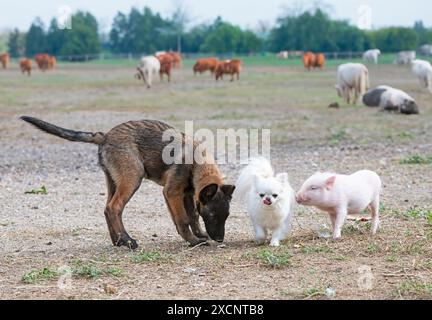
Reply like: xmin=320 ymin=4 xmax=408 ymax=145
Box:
xmin=20 ymin=117 xmax=235 ymax=249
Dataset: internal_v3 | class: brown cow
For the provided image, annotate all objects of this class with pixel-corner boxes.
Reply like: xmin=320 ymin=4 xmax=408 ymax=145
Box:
xmin=313 ymin=53 xmax=325 ymax=69
xmin=0 ymin=53 xmax=10 ymax=69
xmin=303 ymin=52 xmax=315 ymax=71
xmin=303 ymin=52 xmax=325 ymax=70
xmin=193 ymin=58 xmax=219 ymax=75
xmin=167 ymin=52 xmax=182 ymax=69
xmin=20 ymin=58 xmax=32 ymax=76
xmin=215 ymin=59 xmax=242 ymax=82
xmin=48 ymin=56 xmax=56 ymax=70
xmin=35 ymin=53 xmax=51 ymax=71
xmin=156 ymin=54 xmax=173 ymax=82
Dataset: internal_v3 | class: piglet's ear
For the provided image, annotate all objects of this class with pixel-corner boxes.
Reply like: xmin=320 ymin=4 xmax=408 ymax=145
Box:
xmin=326 ymin=176 xmax=336 ymax=189
xmin=199 ymin=184 xmax=218 ymax=204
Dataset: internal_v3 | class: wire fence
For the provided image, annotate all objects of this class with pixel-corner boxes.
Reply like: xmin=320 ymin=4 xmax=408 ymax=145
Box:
xmin=52 ymin=51 xmax=367 ymax=62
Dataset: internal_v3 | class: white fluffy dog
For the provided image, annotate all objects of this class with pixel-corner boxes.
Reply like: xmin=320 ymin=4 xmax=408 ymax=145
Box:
xmin=234 ymin=158 xmax=295 ymax=246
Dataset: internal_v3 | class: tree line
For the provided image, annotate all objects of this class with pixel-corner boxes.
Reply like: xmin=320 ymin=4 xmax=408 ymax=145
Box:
xmin=5 ymin=6 xmax=432 ymax=58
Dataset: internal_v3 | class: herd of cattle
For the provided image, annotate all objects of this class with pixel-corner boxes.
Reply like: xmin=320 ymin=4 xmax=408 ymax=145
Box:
xmin=1 ymin=49 xmax=431 ymax=114
xmin=0 ymin=52 xmax=56 ymax=76
xmin=135 ymin=52 xmax=242 ymax=88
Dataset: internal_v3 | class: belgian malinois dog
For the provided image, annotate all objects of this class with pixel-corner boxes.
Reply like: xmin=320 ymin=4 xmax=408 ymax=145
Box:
xmin=21 ymin=117 xmax=235 ymax=249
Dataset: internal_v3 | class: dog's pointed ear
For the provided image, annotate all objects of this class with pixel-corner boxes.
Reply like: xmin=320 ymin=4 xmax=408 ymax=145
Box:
xmin=221 ymin=184 xmax=235 ymax=198
xmin=199 ymin=184 xmax=218 ymax=204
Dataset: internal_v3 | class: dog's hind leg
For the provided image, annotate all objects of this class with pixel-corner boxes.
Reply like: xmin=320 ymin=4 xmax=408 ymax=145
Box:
xmin=103 ymin=171 xmax=117 ymax=241
xmin=105 ymin=174 xmax=143 ymax=250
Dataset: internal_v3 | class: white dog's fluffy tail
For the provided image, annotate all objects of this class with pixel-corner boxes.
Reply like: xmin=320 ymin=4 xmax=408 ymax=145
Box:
xmin=233 ymin=157 xmax=274 ymax=202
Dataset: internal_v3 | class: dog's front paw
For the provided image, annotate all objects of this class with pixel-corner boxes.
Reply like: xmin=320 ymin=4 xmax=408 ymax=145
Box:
xmin=270 ymin=240 xmax=280 ymax=247
xmin=188 ymin=237 xmax=208 ymax=247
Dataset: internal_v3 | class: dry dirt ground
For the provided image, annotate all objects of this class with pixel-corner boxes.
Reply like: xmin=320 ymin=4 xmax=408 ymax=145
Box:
xmin=0 ymin=61 xmax=431 ymax=300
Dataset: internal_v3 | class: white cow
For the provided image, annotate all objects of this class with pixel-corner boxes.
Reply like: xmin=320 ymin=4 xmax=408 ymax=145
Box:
xmin=363 ymin=49 xmax=381 ymax=64
xmin=394 ymin=51 xmax=416 ymax=65
xmin=136 ymin=56 xmax=161 ymax=88
xmin=363 ymin=86 xmax=419 ymax=114
xmin=411 ymin=59 xmax=432 ymax=93
xmin=419 ymin=44 xmax=432 ymax=56
xmin=277 ymin=51 xmax=289 ymax=59
xmin=335 ymin=63 xmax=370 ymax=104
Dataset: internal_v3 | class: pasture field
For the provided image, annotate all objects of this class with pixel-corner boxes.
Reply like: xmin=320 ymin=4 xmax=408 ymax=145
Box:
xmin=0 ymin=58 xmax=431 ymax=300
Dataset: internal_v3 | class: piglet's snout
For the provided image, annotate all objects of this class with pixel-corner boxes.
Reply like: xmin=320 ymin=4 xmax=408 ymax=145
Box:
xmin=295 ymin=193 xmax=305 ymax=203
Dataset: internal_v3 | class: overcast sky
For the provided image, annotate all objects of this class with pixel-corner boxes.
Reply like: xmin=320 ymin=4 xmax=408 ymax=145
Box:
xmin=0 ymin=0 xmax=431 ymax=32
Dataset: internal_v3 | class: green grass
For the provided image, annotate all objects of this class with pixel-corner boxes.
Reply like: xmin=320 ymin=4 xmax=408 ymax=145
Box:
xmin=395 ymin=280 xmax=432 ymax=298
xmin=54 ymin=52 xmax=422 ymax=69
xmin=400 ymin=155 xmax=432 ymax=165
xmin=256 ymin=248 xmax=291 ymax=268
xmin=71 ymin=260 xmax=124 ymax=279
xmin=329 ymin=128 xmax=348 ymax=145
xmin=24 ymin=186 xmax=48 ymax=195
xmin=388 ymin=206 xmax=432 ymax=224
xmin=367 ymin=243 xmax=380 ymax=254
xmin=22 ymin=268 xmax=58 ymax=284
xmin=300 ymin=245 xmax=333 ymax=254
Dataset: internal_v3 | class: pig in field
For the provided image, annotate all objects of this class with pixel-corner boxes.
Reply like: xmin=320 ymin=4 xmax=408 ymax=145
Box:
xmin=296 ymin=170 xmax=382 ymax=239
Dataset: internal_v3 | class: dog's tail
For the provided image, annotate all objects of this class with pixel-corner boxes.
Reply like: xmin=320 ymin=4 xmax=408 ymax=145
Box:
xmin=233 ymin=157 xmax=274 ymax=203
xmin=20 ymin=116 xmax=105 ymax=145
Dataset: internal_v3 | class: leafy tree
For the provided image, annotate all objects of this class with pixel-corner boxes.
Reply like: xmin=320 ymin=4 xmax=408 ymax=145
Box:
xmin=25 ymin=18 xmax=47 ymax=56
xmin=60 ymin=11 xmax=100 ymax=55
xmin=46 ymin=18 xmax=66 ymax=55
xmin=373 ymin=27 xmax=419 ymax=52
xmin=110 ymin=7 xmax=174 ymax=54
xmin=414 ymin=21 xmax=432 ymax=45
xmin=200 ymin=18 xmax=262 ymax=54
xmin=8 ymin=29 xmax=25 ymax=57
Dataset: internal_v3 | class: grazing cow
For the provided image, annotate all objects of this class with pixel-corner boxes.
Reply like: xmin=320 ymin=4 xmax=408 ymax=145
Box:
xmin=193 ymin=57 xmax=219 ymax=75
xmin=20 ymin=58 xmax=32 ymax=76
xmin=135 ymin=56 xmax=161 ymax=88
xmin=167 ymin=52 xmax=182 ymax=69
xmin=48 ymin=56 xmax=56 ymax=70
xmin=302 ymin=52 xmax=315 ymax=70
xmin=156 ymin=53 xmax=173 ymax=82
xmin=314 ymin=53 xmax=325 ymax=69
xmin=0 ymin=53 xmax=10 ymax=69
xmin=35 ymin=54 xmax=51 ymax=71
xmin=363 ymin=86 xmax=419 ymax=115
xmin=335 ymin=63 xmax=370 ymax=105
xmin=303 ymin=52 xmax=325 ymax=70
xmin=411 ymin=59 xmax=432 ymax=93
xmin=215 ymin=59 xmax=242 ymax=82
xmin=394 ymin=51 xmax=416 ymax=65
xmin=277 ymin=51 xmax=289 ymax=59
xmin=363 ymin=49 xmax=381 ymax=64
